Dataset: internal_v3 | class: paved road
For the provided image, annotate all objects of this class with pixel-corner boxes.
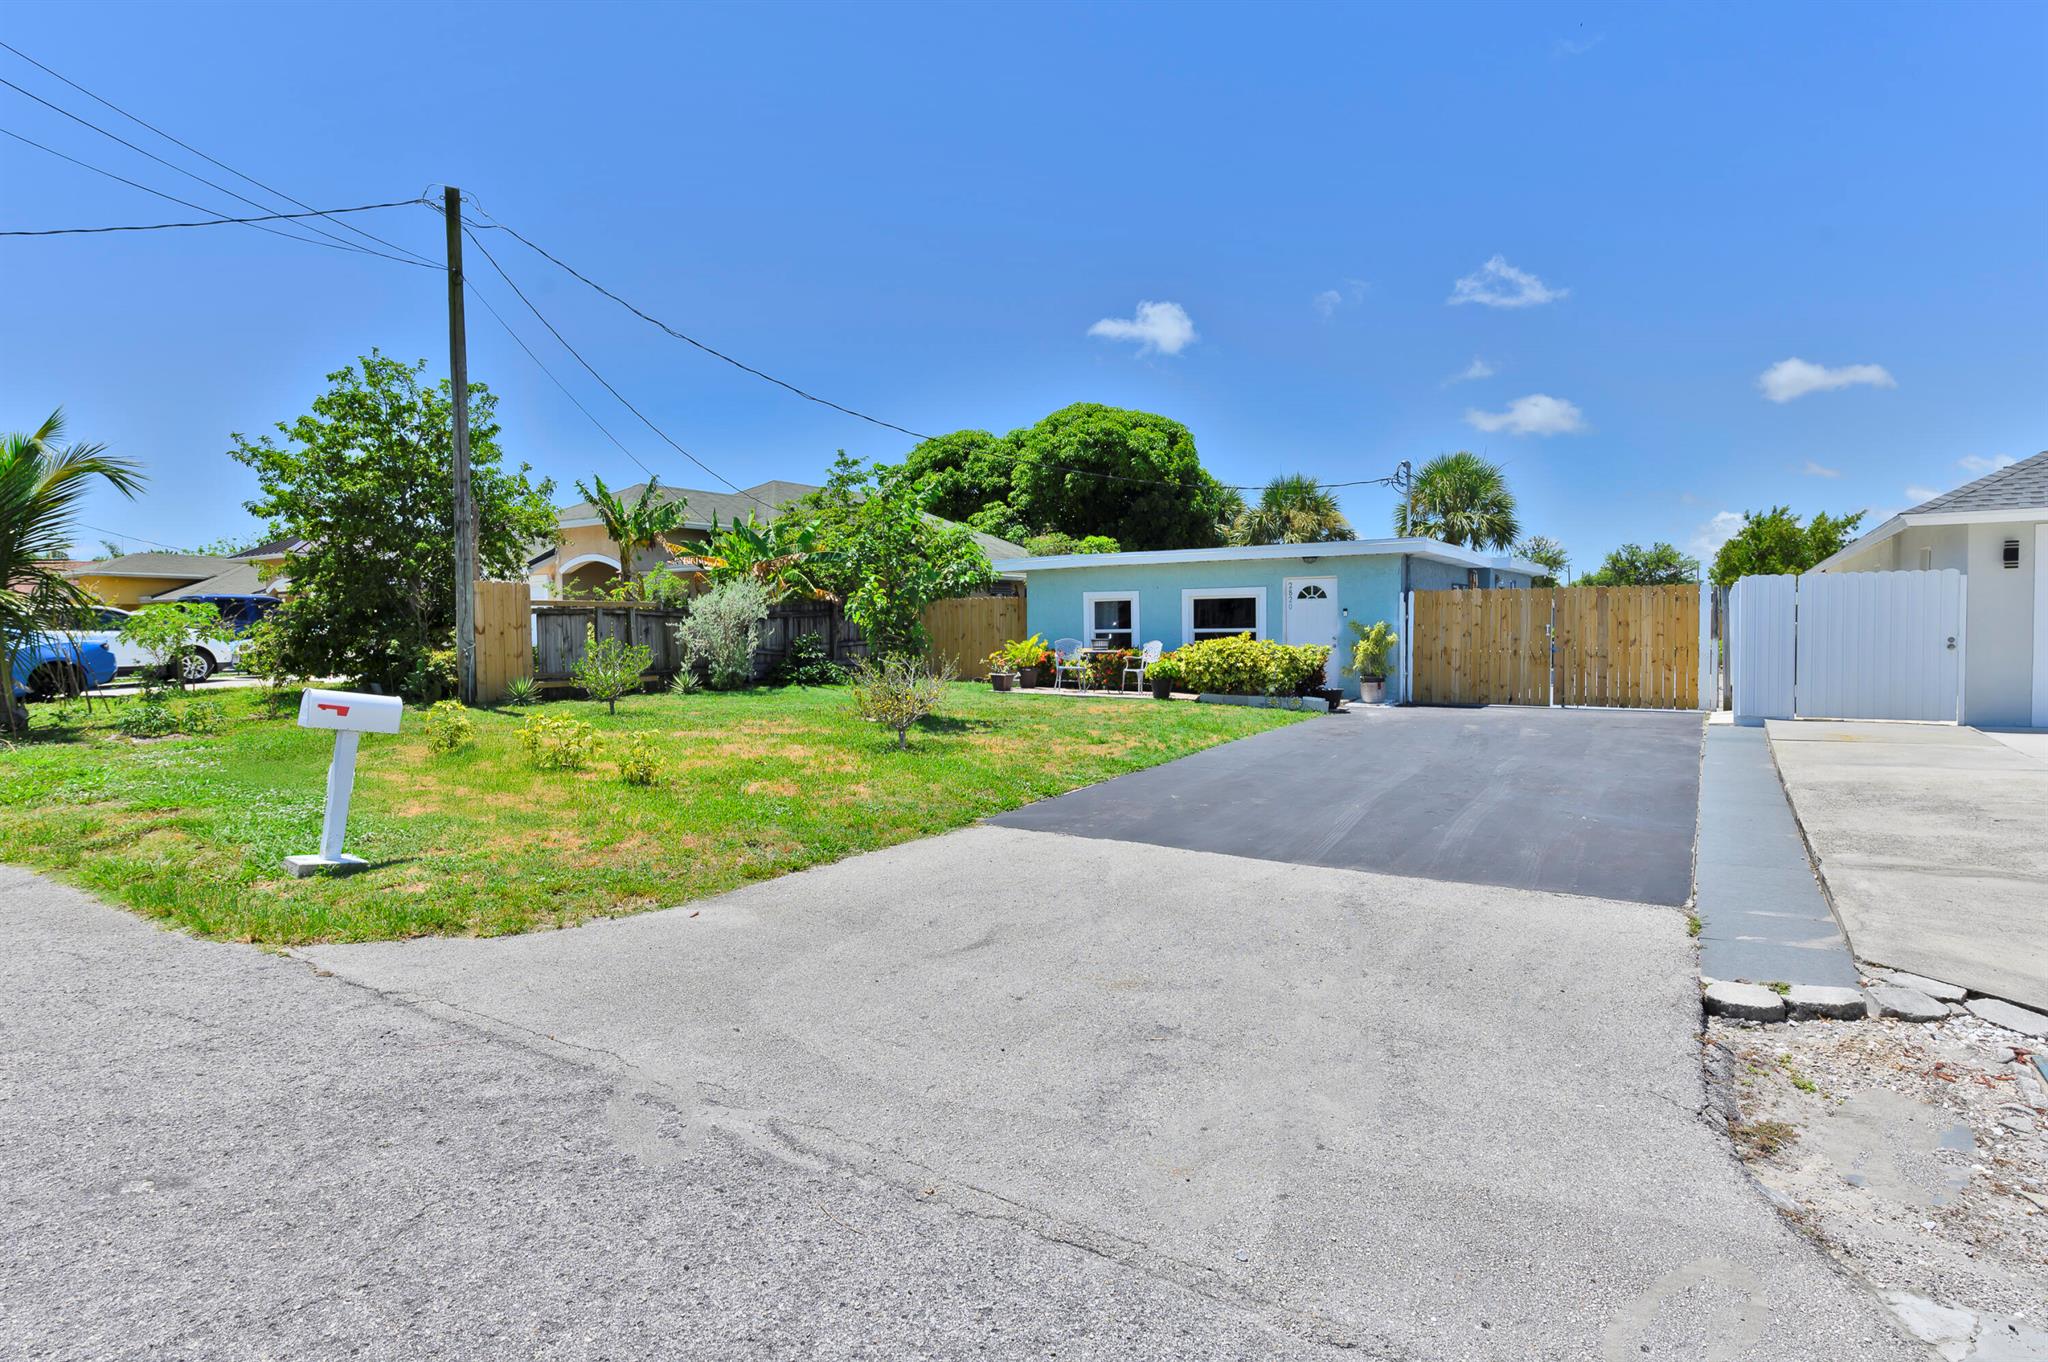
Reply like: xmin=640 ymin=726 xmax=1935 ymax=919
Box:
xmin=1768 ymin=720 xmax=2048 ymax=1011
xmin=992 ymin=705 xmax=1706 ymax=905
xmin=279 ymin=828 xmax=1920 ymax=1360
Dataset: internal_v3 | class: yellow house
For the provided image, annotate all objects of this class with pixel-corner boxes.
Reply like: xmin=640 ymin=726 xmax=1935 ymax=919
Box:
xmin=67 ymin=552 xmax=241 ymax=609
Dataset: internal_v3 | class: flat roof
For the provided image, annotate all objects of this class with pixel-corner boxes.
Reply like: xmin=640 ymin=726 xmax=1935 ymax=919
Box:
xmin=991 ymin=536 xmax=1543 ymax=577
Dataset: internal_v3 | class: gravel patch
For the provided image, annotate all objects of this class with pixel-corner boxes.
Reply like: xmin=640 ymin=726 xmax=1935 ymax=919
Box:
xmin=1709 ymin=1013 xmax=2048 ymax=1327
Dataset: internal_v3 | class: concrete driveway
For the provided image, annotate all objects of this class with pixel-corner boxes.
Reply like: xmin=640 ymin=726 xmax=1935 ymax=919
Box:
xmin=1768 ymin=720 xmax=2048 ymax=1011
xmin=285 ymin=825 xmax=1922 ymax=1359
xmin=993 ymin=705 xmax=1707 ymax=905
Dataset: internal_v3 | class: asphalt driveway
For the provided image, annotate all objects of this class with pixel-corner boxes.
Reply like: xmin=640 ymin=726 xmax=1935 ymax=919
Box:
xmin=1768 ymin=720 xmax=2048 ymax=1011
xmin=993 ymin=705 xmax=1707 ymax=905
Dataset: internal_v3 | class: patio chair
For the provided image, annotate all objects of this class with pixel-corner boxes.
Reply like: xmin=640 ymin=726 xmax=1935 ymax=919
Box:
xmin=1122 ymin=640 xmax=1163 ymax=692
xmin=1051 ymin=637 xmax=1088 ymax=692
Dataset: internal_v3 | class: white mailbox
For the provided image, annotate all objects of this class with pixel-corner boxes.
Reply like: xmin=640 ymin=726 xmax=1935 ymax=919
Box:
xmin=286 ymin=688 xmax=402 ymax=877
xmin=297 ymin=688 xmax=403 ymax=734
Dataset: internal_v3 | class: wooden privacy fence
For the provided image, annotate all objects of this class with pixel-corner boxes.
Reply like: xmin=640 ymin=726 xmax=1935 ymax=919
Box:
xmin=1409 ymin=585 xmax=1701 ymax=710
xmin=474 ymin=580 xmax=534 ymax=702
xmin=924 ymin=594 xmax=1024 ymax=680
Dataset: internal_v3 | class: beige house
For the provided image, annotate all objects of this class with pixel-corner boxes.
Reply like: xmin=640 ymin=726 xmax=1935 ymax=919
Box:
xmin=67 ymin=539 xmax=299 ymax=608
xmin=528 ymin=479 xmax=1027 ymax=598
xmin=527 ymin=480 xmax=821 ymax=598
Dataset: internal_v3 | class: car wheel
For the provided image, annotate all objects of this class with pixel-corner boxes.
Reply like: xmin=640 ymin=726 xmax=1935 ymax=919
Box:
xmin=178 ymin=650 xmax=216 ymax=684
xmin=25 ymin=663 xmax=81 ymax=700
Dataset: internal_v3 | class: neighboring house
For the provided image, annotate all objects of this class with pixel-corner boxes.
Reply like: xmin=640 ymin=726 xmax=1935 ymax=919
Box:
xmin=157 ymin=537 xmax=301 ymax=600
xmin=528 ymin=478 xmax=1027 ymax=597
xmin=1813 ymin=449 xmax=2048 ymax=727
xmin=65 ymin=553 xmax=240 ymax=609
xmin=992 ymin=538 xmax=1540 ymax=698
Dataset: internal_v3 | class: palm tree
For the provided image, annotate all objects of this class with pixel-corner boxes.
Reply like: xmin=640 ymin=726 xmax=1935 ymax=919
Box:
xmin=1395 ymin=451 xmax=1519 ymax=550
xmin=2 ymin=409 xmax=145 ymax=731
xmin=1227 ymin=474 xmax=1356 ymax=546
xmin=572 ymin=474 xmax=690 ymax=591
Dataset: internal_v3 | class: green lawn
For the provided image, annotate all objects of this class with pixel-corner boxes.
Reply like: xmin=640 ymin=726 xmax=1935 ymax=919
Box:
xmin=0 ymin=683 xmax=1306 ymax=945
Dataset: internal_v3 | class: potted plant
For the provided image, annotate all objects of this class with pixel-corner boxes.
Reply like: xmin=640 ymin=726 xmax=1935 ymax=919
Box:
xmin=1343 ymin=620 xmax=1398 ymax=704
xmin=986 ymin=649 xmax=1018 ymax=692
xmin=1146 ymin=653 xmax=1183 ymax=700
xmin=1000 ymin=634 xmax=1049 ymax=687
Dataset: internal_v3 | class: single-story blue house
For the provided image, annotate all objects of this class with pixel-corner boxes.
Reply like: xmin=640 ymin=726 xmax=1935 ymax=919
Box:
xmin=990 ymin=538 xmax=1543 ymax=698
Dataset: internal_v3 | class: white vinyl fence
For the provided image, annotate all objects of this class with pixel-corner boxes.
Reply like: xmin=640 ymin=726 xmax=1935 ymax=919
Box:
xmin=1729 ymin=568 xmax=1965 ymax=724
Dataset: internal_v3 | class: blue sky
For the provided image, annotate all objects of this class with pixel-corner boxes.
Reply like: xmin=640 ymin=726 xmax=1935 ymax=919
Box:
xmin=4 ymin=0 xmax=2043 ymax=573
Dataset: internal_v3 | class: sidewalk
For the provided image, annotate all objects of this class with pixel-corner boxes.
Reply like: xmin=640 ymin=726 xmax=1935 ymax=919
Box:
xmin=1695 ymin=724 xmax=1860 ymax=987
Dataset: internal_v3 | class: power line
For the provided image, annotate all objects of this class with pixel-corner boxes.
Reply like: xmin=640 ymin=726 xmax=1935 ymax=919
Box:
xmin=452 ymin=213 xmax=777 ymax=513
xmin=461 ymin=273 xmax=662 ymax=486
xmin=0 ymin=40 xmax=440 ymax=268
xmin=72 ymin=522 xmax=192 ymax=554
xmin=0 ymin=195 xmax=428 ymax=237
xmin=468 ymin=211 xmax=933 ymax=442
xmin=0 ymin=126 xmax=433 ymax=267
xmin=0 ymin=70 xmax=411 ymax=265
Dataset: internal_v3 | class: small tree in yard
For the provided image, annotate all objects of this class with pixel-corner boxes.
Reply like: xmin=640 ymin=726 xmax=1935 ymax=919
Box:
xmin=570 ymin=624 xmax=652 ymax=715
xmin=119 ymin=603 xmax=235 ymax=687
xmin=848 ymin=654 xmax=954 ymax=749
xmin=837 ymin=466 xmax=995 ymax=656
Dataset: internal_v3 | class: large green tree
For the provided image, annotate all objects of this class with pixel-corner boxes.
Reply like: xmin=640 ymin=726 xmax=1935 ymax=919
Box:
xmin=896 ymin=404 xmax=1231 ymax=551
xmin=1227 ymin=474 xmax=1356 ymax=545
xmin=1 ymin=409 xmax=143 ymax=730
xmin=1582 ymin=542 xmax=1699 ymax=586
xmin=1709 ymin=506 xmax=1865 ymax=587
xmin=230 ymin=353 xmax=558 ymax=692
xmin=1394 ymin=451 xmax=1520 ymax=550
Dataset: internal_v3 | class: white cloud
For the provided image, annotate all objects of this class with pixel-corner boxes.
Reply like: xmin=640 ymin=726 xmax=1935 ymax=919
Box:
xmin=1802 ymin=460 xmax=1841 ymax=478
xmin=1444 ymin=357 xmax=1496 ymax=385
xmin=1690 ymin=510 xmax=1744 ymax=559
xmin=1756 ymin=357 xmax=1896 ymax=403
xmin=1088 ymin=300 xmax=1197 ymax=356
xmin=1904 ymin=484 xmax=1942 ymax=503
xmin=1447 ymin=256 xmax=1568 ymax=308
xmin=1553 ymin=32 xmax=1606 ymax=57
xmin=1958 ymin=454 xmax=2015 ymax=474
xmin=1464 ymin=393 xmax=1586 ymax=436
xmin=1312 ymin=279 xmax=1369 ymax=318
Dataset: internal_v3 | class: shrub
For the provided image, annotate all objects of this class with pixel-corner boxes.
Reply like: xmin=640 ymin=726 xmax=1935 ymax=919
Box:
xmin=570 ymin=624 xmax=653 ymax=715
xmin=997 ymin=634 xmax=1048 ymax=672
xmin=675 ymin=578 xmax=769 ymax=690
xmin=402 ymin=647 xmax=459 ymax=704
xmin=1146 ymin=653 xmax=1184 ymax=691
xmin=115 ymin=693 xmax=179 ymax=738
xmin=1168 ymin=635 xmax=1330 ymax=697
xmin=424 ymin=700 xmax=475 ymax=753
xmin=615 ymin=733 xmax=661 ymax=786
xmin=502 ymin=675 xmax=540 ymax=706
xmin=773 ymin=631 xmax=844 ymax=687
xmin=119 ymin=602 xmax=234 ymax=687
xmin=517 ymin=713 xmax=599 ymax=770
xmin=1343 ymin=620 xmax=1398 ymax=682
xmin=848 ymin=655 xmax=954 ymax=749
xmin=179 ymin=699 xmax=227 ymax=735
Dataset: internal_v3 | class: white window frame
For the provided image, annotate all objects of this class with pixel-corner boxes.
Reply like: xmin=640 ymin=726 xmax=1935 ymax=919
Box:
xmin=1181 ymin=587 xmax=1266 ymax=643
xmin=1081 ymin=591 xmax=1140 ymax=648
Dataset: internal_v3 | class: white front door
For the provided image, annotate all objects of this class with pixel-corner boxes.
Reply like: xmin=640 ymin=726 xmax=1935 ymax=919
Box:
xmin=1284 ymin=577 xmax=1340 ymax=687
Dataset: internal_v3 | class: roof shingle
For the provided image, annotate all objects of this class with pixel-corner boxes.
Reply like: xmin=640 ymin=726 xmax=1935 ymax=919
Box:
xmin=1908 ymin=451 xmax=2048 ymax=516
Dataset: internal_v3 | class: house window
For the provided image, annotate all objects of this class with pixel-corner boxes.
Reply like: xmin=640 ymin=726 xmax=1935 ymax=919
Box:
xmin=1918 ymin=547 xmax=1933 ymax=571
xmin=1182 ymin=587 xmax=1265 ymax=642
xmin=1082 ymin=592 xmax=1137 ymax=648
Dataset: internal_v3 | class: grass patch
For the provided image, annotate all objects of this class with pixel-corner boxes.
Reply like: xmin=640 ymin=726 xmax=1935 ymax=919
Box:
xmin=0 ymin=684 xmax=1307 ymax=944
xmin=1730 ymin=1119 xmax=1800 ymax=1159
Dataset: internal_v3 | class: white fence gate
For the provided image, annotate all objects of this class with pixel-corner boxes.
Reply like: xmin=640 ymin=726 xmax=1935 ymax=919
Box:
xmin=1729 ymin=569 xmax=1965 ymax=724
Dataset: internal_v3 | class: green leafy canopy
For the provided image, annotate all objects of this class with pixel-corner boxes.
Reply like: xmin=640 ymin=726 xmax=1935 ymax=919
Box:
xmin=1708 ymin=506 xmax=1865 ymax=588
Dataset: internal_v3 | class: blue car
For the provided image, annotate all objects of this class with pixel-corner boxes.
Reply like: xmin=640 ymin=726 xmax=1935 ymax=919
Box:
xmin=12 ymin=637 xmax=118 ymax=700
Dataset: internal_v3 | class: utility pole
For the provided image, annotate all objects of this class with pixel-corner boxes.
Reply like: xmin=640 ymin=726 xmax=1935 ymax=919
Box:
xmin=445 ymin=186 xmax=477 ymax=705
xmin=1398 ymin=459 xmax=1414 ymax=532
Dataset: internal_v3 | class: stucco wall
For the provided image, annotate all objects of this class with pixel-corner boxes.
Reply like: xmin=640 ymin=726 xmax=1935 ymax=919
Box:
xmin=1964 ymin=521 xmax=2039 ymax=727
xmin=1019 ymin=553 xmax=1410 ymax=697
xmin=71 ymin=574 xmax=206 ymax=609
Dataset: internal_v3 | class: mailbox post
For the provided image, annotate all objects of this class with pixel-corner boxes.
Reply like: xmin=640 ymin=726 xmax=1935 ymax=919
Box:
xmin=287 ymin=688 xmax=403 ymax=877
